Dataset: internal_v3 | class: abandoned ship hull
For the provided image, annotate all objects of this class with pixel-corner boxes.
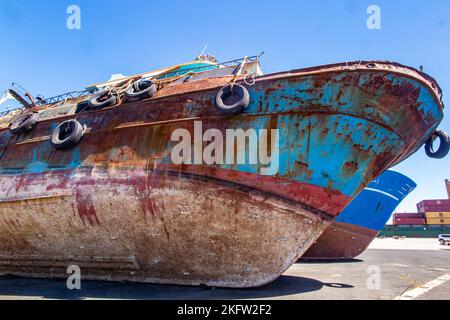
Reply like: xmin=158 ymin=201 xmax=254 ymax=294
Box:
xmin=0 ymin=61 xmax=444 ymax=287
xmin=0 ymin=168 xmax=331 ymax=287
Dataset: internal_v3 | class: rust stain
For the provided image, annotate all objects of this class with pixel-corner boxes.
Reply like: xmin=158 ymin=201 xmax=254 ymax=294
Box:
xmin=140 ymin=196 xmax=156 ymax=219
xmin=343 ymin=161 xmax=359 ymax=176
xmin=76 ymin=190 xmax=100 ymax=226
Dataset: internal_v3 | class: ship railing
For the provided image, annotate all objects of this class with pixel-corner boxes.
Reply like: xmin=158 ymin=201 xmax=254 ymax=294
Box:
xmin=0 ymin=89 xmax=92 ymax=117
xmin=220 ymin=55 xmax=261 ymax=67
xmin=152 ymin=55 xmax=261 ymax=80
xmin=1 ymin=54 xmax=263 ymax=116
xmin=35 ymin=89 xmax=92 ymax=106
xmin=0 ymin=107 xmax=23 ymax=118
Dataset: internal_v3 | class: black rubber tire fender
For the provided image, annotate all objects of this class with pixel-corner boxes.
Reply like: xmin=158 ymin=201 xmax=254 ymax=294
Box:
xmin=425 ymin=130 xmax=450 ymax=159
xmin=215 ymin=84 xmax=250 ymax=115
xmin=51 ymin=119 xmax=85 ymax=150
xmin=9 ymin=112 xmax=39 ymax=135
xmin=89 ymin=89 xmax=118 ymax=110
xmin=125 ymin=79 xmax=158 ymax=102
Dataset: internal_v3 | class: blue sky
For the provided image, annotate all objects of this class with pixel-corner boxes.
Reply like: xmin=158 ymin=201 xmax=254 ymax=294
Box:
xmin=0 ymin=0 xmax=449 ymax=214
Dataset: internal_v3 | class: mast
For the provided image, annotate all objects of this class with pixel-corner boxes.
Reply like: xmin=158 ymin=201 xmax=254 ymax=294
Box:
xmin=8 ymin=83 xmax=36 ymax=109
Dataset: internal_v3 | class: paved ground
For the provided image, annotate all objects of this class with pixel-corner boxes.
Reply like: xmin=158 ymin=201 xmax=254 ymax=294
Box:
xmin=0 ymin=238 xmax=449 ymax=300
xmin=368 ymin=238 xmax=446 ymax=251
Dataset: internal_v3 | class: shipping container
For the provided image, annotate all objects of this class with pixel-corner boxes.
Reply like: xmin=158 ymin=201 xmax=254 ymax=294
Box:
xmin=394 ymin=218 xmax=426 ymax=225
xmin=394 ymin=212 xmax=424 ymax=219
xmin=426 ymin=218 xmax=450 ymax=225
xmin=417 ymin=205 xmax=450 ymax=213
xmin=425 ymin=212 xmax=450 ymax=219
xmin=417 ymin=199 xmax=450 ymax=208
xmin=418 ymin=204 xmax=450 ymax=210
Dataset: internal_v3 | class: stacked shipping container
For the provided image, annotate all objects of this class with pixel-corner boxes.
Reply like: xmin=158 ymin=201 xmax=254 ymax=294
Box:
xmin=393 ymin=213 xmax=426 ymax=226
xmin=394 ymin=205 xmax=450 ymax=226
xmin=409 ymin=199 xmax=450 ymax=225
xmin=417 ymin=199 xmax=450 ymax=213
xmin=391 ymin=180 xmax=450 ymax=227
xmin=425 ymin=212 xmax=450 ymax=225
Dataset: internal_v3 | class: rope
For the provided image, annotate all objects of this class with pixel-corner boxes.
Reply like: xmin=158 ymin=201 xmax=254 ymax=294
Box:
xmin=153 ymin=71 xmax=195 ymax=89
xmin=228 ymin=56 xmax=249 ymax=90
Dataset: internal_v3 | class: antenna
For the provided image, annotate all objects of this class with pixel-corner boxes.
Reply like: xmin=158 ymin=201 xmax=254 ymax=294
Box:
xmin=198 ymin=45 xmax=208 ymax=57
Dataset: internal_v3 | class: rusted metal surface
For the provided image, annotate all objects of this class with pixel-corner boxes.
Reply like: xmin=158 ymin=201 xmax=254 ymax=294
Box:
xmin=7 ymin=89 xmax=33 ymax=109
xmin=301 ymin=221 xmax=379 ymax=260
xmin=0 ymin=60 xmax=444 ymax=287
xmin=0 ymin=168 xmax=330 ymax=287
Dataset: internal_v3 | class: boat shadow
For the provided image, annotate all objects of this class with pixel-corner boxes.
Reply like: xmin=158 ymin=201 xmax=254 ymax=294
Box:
xmin=0 ymin=274 xmax=352 ymax=300
xmin=298 ymin=258 xmax=364 ymax=264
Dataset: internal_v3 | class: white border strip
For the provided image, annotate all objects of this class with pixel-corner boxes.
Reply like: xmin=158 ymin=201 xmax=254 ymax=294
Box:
xmin=394 ymin=273 xmax=450 ymax=300
xmin=365 ymin=187 xmax=400 ymax=201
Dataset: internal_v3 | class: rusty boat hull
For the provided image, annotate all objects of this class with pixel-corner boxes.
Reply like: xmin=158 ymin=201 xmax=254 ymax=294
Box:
xmin=303 ymin=170 xmax=417 ymax=260
xmin=0 ymin=169 xmax=330 ymax=287
xmin=0 ymin=61 xmax=444 ymax=287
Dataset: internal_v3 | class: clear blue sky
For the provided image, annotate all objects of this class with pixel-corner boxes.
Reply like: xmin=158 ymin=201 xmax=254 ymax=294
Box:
xmin=0 ymin=0 xmax=449 ymax=214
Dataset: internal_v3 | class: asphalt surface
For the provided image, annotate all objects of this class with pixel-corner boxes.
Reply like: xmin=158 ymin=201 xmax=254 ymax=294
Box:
xmin=0 ymin=238 xmax=449 ymax=300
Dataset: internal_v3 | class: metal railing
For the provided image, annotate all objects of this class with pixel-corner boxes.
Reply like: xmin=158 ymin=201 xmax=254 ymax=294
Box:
xmin=0 ymin=108 xmax=22 ymax=118
xmin=1 ymin=54 xmax=262 ymax=116
xmin=35 ymin=89 xmax=92 ymax=106
xmin=0 ymin=90 xmax=92 ymax=117
xmin=154 ymin=55 xmax=261 ymax=80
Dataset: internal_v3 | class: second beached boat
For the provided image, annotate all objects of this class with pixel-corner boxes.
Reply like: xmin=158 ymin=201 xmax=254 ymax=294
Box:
xmin=302 ymin=170 xmax=417 ymax=260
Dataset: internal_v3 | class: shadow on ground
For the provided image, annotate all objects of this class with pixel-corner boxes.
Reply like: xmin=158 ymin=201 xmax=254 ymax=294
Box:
xmin=298 ymin=258 xmax=364 ymax=264
xmin=0 ymin=274 xmax=352 ymax=300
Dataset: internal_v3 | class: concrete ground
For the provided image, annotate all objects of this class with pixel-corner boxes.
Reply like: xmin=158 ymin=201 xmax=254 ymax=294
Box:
xmin=0 ymin=238 xmax=449 ymax=300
